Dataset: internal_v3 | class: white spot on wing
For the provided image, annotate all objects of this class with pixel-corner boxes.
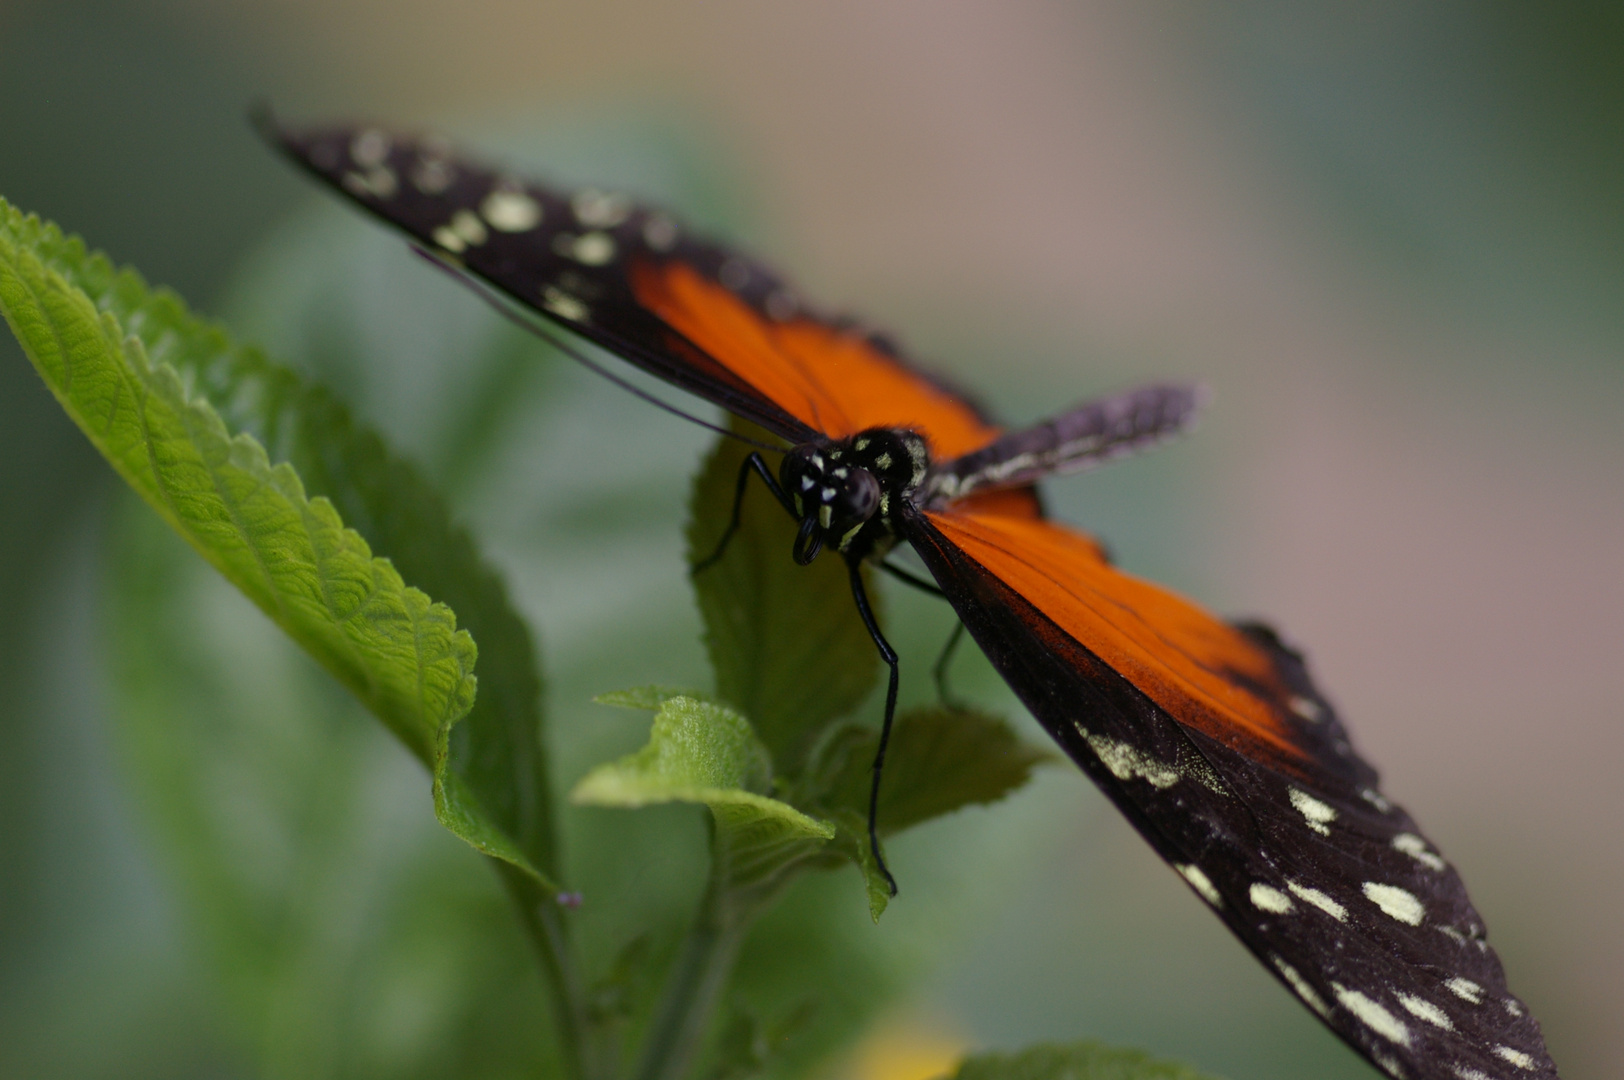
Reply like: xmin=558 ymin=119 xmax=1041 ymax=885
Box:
xmin=1286 ymin=880 xmax=1347 ymax=921
xmin=1271 ymin=955 xmax=1329 ymax=1018
xmin=481 ymin=189 xmax=542 ymax=232
xmin=411 ymin=157 xmax=455 ymax=194
xmin=1396 ymin=992 xmax=1454 ymax=1030
xmin=1392 ymin=832 xmax=1447 ymax=871
xmin=1504 ymin=999 xmax=1524 ymax=1017
xmin=349 ymin=128 xmax=391 ymax=167
xmin=643 ymin=214 xmax=678 ymax=251
xmin=1331 ymin=984 xmax=1413 ymax=1047
xmin=1361 ymin=787 xmax=1394 ymax=813
xmin=1445 ymin=977 xmax=1484 ymax=1004
xmin=452 ymin=209 xmax=487 ymax=244
xmin=342 ymin=167 xmax=398 ymax=199
xmin=1084 ymin=730 xmax=1180 ymax=788
xmin=571 ymin=187 xmax=631 ymax=228
xmin=431 ymin=226 xmax=465 ymax=253
xmin=1493 ymin=1046 xmax=1536 ymax=1070
xmin=434 ymin=208 xmax=488 ymax=252
xmin=1289 ymin=788 xmax=1337 ymax=835
xmin=541 ymin=286 xmax=587 ymax=322
xmin=1289 ymin=695 xmax=1322 ymax=721
xmin=1453 ymin=1068 xmax=1493 ymax=1080
xmin=1177 ymin=864 xmax=1221 ymax=907
xmin=570 ymin=231 xmax=617 ymax=265
xmin=1249 ymin=883 xmax=1294 ymax=914
xmin=1363 ymin=882 xmax=1425 ymax=925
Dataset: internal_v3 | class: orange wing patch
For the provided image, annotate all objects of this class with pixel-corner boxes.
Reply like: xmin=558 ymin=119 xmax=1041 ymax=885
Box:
xmin=925 ymin=504 xmax=1307 ymax=767
xmin=633 ymin=260 xmax=1000 ymax=459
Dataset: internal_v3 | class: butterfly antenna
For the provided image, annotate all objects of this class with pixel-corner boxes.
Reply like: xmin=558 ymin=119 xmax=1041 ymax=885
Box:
xmin=409 ymin=246 xmax=780 ymax=451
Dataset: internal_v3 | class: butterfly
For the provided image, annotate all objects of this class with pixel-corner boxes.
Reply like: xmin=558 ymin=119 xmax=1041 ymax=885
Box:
xmin=261 ymin=114 xmax=1560 ymax=1080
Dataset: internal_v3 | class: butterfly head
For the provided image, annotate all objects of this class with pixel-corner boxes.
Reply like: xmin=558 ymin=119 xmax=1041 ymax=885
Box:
xmin=781 ymin=428 xmax=929 ymax=564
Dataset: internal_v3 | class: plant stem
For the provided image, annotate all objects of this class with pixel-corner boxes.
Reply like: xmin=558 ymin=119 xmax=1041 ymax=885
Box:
xmin=630 ymin=878 xmax=752 ymax=1080
xmin=499 ymin=864 xmax=598 ymax=1080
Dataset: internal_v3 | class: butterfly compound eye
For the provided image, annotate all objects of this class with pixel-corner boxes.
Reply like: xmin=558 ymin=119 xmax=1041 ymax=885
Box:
xmin=840 ymin=468 xmax=881 ymax=522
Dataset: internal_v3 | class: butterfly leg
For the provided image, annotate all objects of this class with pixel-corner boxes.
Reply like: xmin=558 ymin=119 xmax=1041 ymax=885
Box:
xmin=690 ymin=452 xmax=795 ymax=574
xmin=848 ymin=558 xmax=901 ymax=897
xmin=931 ymin=622 xmax=969 ymax=711
xmin=879 ymin=561 xmax=968 ymax=710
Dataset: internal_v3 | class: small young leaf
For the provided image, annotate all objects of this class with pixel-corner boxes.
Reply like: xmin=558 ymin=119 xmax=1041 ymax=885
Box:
xmin=814 ymin=706 xmax=1054 ymax=836
xmin=826 ymin=809 xmax=897 ymax=922
xmin=572 ymin=696 xmax=832 ymax=846
xmin=687 ymin=425 xmax=882 ymax=771
xmin=951 ymin=1042 xmax=1226 ymax=1080
xmin=588 ymin=932 xmax=654 ymax=1024
xmin=0 ymin=197 xmax=556 ymax=888
xmin=595 ymin=685 xmax=712 ymax=710
xmin=706 ymin=1000 xmax=818 ymax=1080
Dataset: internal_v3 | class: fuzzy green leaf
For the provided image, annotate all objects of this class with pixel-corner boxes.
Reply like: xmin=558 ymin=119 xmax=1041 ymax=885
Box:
xmin=951 ymin=1042 xmax=1226 ymax=1080
xmin=687 ymin=425 xmax=881 ymax=771
xmin=572 ymin=695 xmax=833 ymax=845
xmin=0 ymin=197 xmax=555 ymax=888
xmin=107 ymin=504 xmax=557 ymax=1078
xmin=595 ymin=685 xmax=711 ymax=711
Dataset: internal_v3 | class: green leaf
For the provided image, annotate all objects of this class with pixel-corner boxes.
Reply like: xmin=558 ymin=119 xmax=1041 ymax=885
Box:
xmin=587 ymin=933 xmax=653 ymax=1026
xmin=950 ymin=1042 xmax=1226 ymax=1080
xmin=573 ymin=695 xmax=837 ymax=1080
xmin=705 ymin=1001 xmax=817 ymax=1080
xmin=826 ymin=809 xmax=898 ymax=923
xmin=687 ymin=425 xmax=881 ymax=772
xmin=798 ymin=708 xmax=1048 ymax=921
xmin=572 ymin=695 xmax=833 ymax=847
xmin=595 ymin=685 xmax=711 ymax=710
xmin=813 ymin=706 xmax=1054 ymax=836
xmin=0 ymin=197 xmax=555 ymax=888
xmin=108 ymin=503 xmax=559 ymax=1079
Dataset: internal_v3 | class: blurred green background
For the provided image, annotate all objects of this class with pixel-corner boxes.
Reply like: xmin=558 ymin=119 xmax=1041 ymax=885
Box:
xmin=1 ymin=2 xmax=1620 ymax=1078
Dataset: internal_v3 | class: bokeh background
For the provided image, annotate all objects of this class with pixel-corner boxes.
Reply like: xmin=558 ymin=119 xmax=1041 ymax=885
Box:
xmin=2 ymin=2 xmax=1620 ymax=1078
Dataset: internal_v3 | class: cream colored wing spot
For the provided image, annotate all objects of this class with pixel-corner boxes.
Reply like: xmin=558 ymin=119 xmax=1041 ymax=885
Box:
xmin=1289 ymin=788 xmax=1337 ymax=835
xmin=1249 ymin=883 xmax=1294 ymax=914
xmin=1363 ymin=882 xmax=1425 ymax=926
xmin=1176 ymin=864 xmax=1221 ymax=907
xmin=1286 ymin=880 xmax=1347 ymax=921
xmin=1330 ymin=984 xmax=1412 ymax=1047
xmin=481 ymin=189 xmax=543 ymax=232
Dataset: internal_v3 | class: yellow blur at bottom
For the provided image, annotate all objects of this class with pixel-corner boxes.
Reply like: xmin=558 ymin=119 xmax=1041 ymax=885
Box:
xmin=838 ymin=1020 xmax=968 ymax=1080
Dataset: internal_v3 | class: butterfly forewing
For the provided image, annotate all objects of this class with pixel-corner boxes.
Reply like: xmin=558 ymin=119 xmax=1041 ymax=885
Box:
xmin=267 ymin=120 xmax=1002 ymax=459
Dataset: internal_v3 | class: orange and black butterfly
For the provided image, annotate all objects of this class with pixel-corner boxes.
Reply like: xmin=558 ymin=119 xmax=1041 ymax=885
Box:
xmin=264 ymin=117 xmax=1558 ymax=1080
